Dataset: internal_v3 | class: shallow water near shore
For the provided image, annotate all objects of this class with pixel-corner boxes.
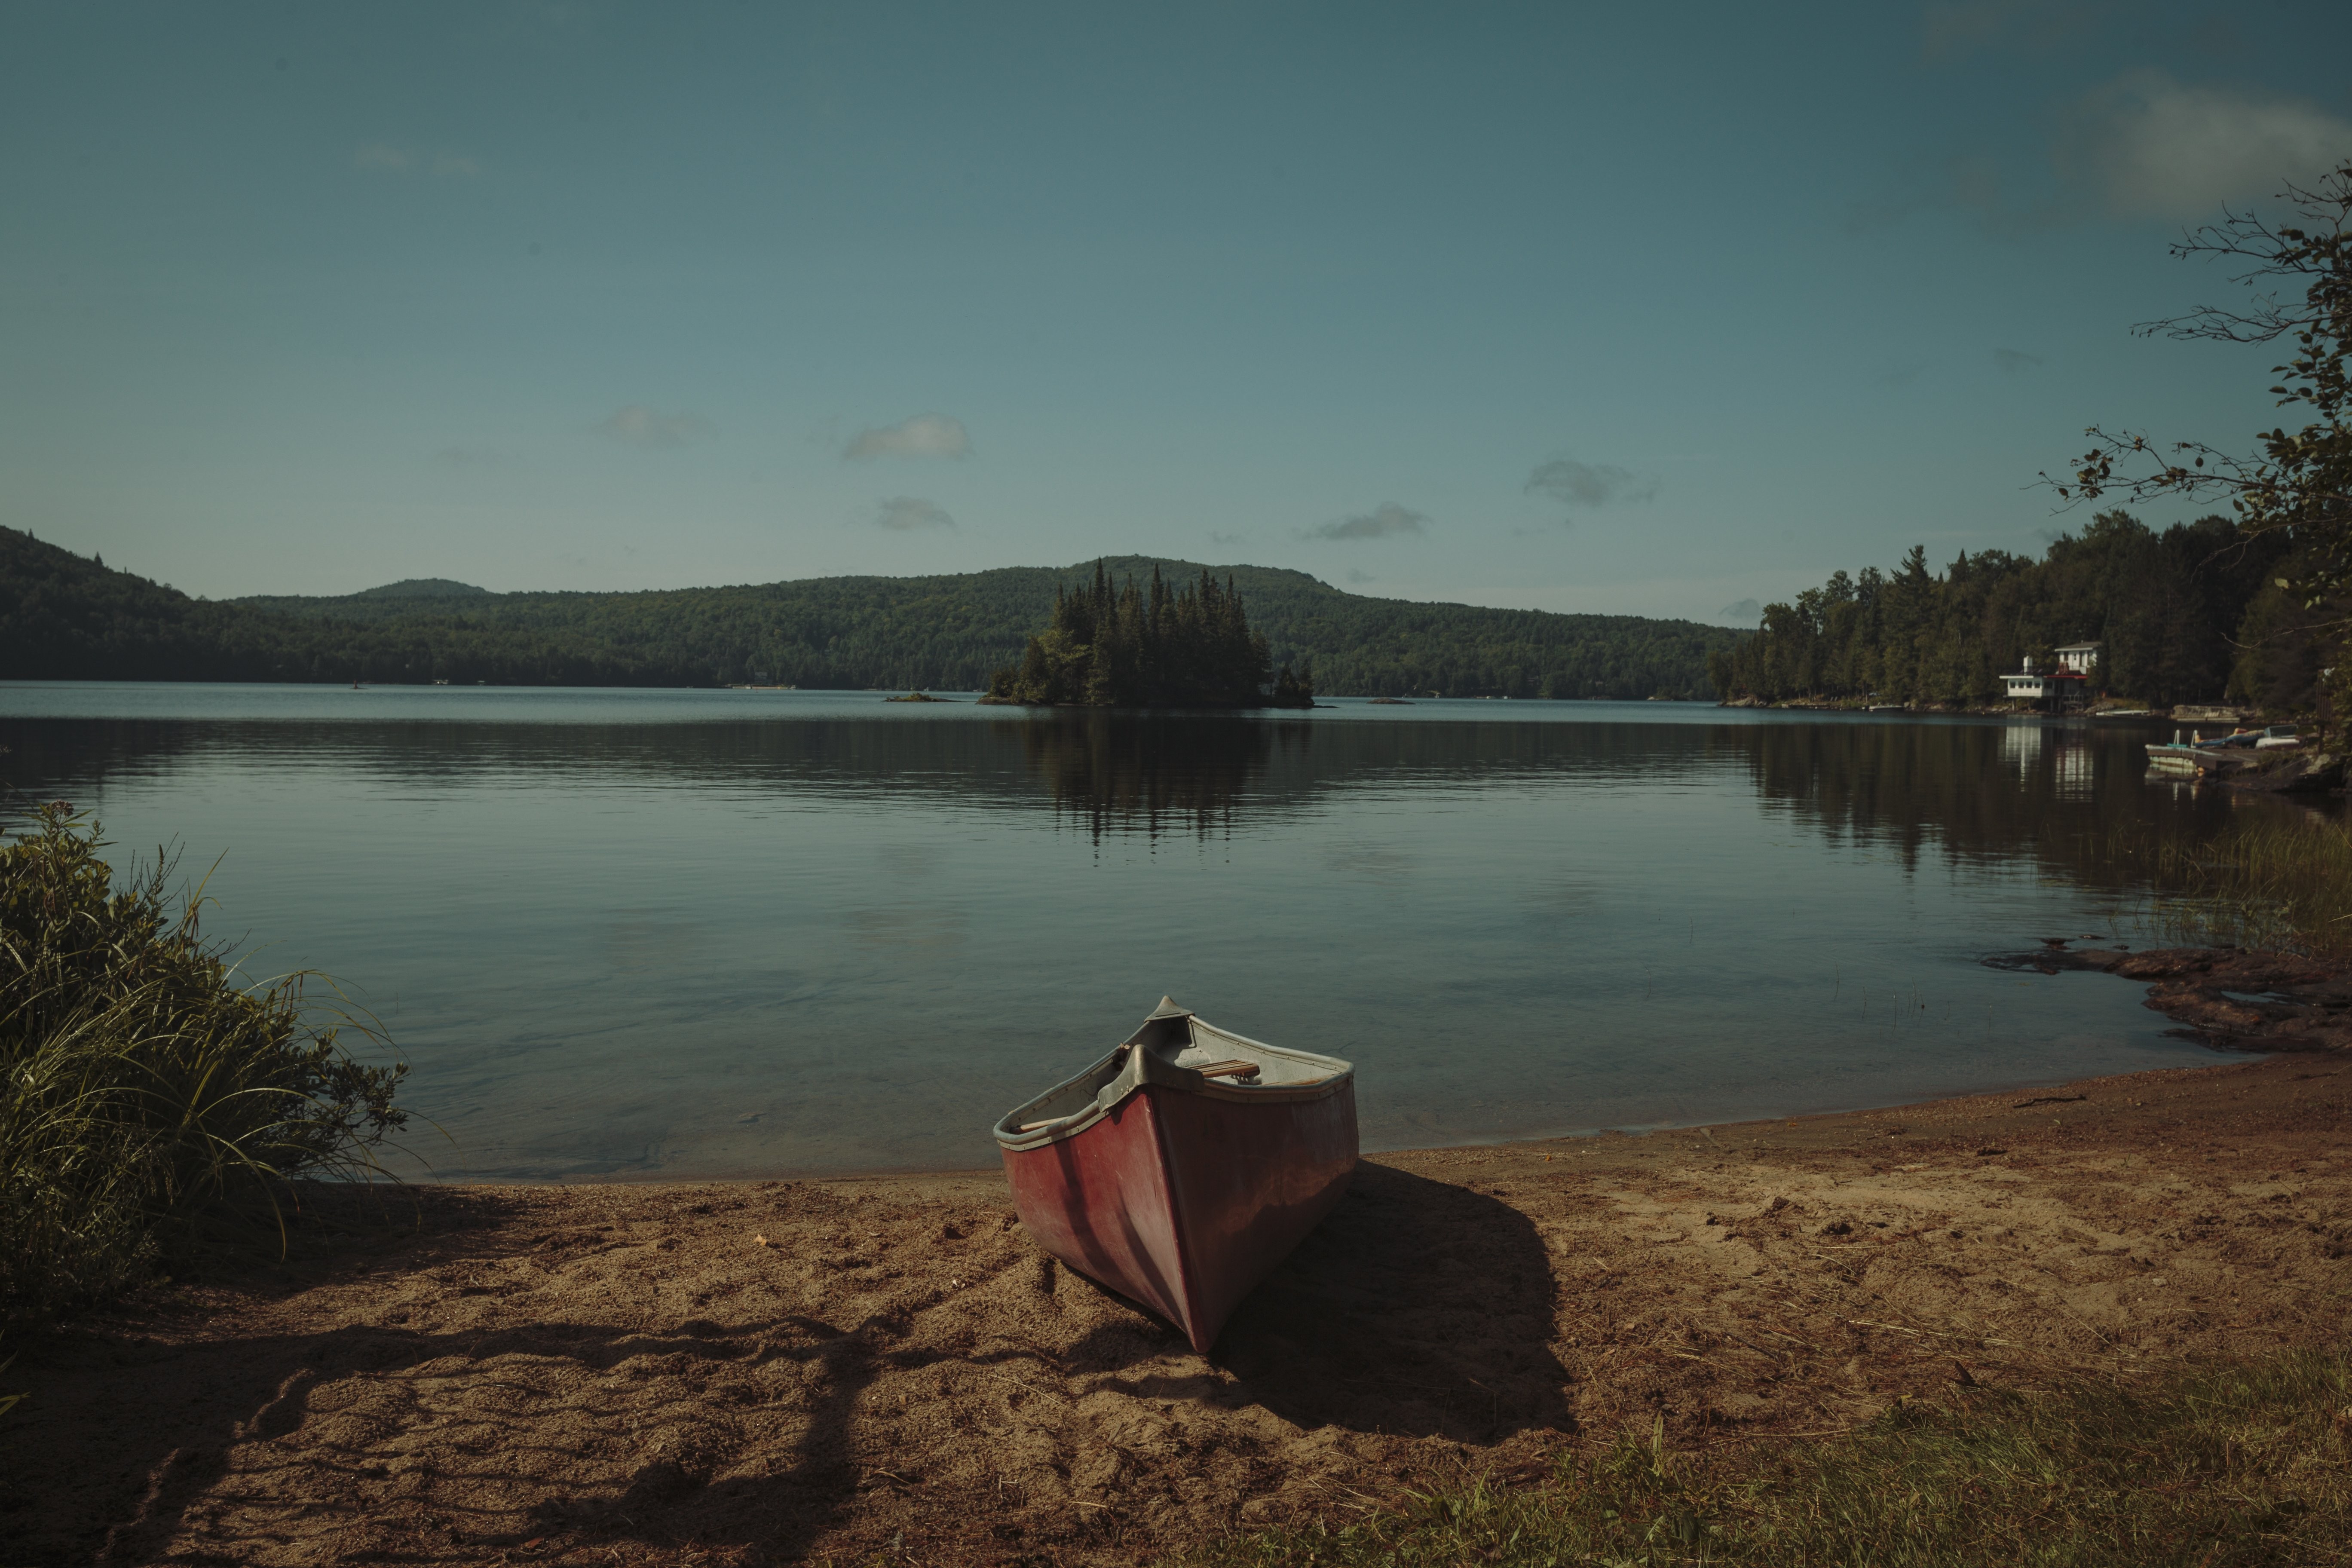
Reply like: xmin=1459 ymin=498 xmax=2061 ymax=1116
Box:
xmin=0 ymin=683 xmax=2281 ymax=1179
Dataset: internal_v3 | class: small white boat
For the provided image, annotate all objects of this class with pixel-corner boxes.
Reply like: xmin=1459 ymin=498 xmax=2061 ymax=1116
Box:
xmin=2147 ymin=728 xmax=2253 ymax=778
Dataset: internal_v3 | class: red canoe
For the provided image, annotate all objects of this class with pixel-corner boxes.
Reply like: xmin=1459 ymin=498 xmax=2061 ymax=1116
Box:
xmin=994 ymin=998 xmax=1357 ymax=1354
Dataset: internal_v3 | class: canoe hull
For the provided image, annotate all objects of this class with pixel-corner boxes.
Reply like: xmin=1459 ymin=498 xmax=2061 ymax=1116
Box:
xmin=1002 ymin=1078 xmax=1358 ymax=1353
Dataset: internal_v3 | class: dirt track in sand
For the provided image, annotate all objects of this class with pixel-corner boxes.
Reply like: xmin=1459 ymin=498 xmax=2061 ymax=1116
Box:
xmin=8 ymin=1054 xmax=2352 ymax=1567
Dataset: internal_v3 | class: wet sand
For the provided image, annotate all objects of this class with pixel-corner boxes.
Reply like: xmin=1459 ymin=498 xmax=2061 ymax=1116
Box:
xmin=10 ymin=1049 xmax=2350 ymax=1565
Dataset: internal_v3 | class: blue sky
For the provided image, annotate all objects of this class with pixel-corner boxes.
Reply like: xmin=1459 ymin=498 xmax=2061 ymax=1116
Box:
xmin=6 ymin=1 xmax=2349 ymax=622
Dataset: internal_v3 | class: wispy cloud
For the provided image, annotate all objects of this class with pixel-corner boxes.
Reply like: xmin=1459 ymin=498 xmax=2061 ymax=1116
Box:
xmin=596 ymin=406 xmax=713 ymax=449
xmin=435 ymin=445 xmax=513 ymax=469
xmin=1920 ymin=0 xmax=2101 ymax=62
xmin=2058 ymin=71 xmax=2352 ymax=220
xmin=1525 ymin=458 xmax=1658 ymax=514
xmin=845 ymin=413 xmax=971 ymax=461
xmin=353 ymin=142 xmax=487 ymax=178
xmin=1851 ymin=71 xmax=2351 ymax=237
xmin=1993 ymin=347 xmax=2044 ymax=374
xmin=1846 ymin=151 xmax=2057 ymax=236
xmin=872 ymin=496 xmax=954 ymax=531
xmin=1302 ymin=502 xmax=1428 ymax=542
xmin=1718 ymin=597 xmax=1762 ymax=625
xmin=1346 ymin=569 xmax=1377 ymax=585
xmin=1209 ymin=530 xmax=1246 ymax=545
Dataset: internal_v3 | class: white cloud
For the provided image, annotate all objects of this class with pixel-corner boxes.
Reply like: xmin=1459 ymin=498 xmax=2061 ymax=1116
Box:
xmin=596 ymin=406 xmax=714 ymax=449
xmin=1302 ymin=502 xmax=1428 ymax=542
xmin=432 ymin=153 xmax=485 ymax=178
xmin=1525 ymin=458 xmax=1658 ymax=512
xmin=873 ymin=496 xmax=955 ymax=531
xmin=2060 ymin=72 xmax=2352 ymax=220
xmin=845 ymin=413 xmax=972 ymax=460
xmin=354 ymin=142 xmax=413 ymax=172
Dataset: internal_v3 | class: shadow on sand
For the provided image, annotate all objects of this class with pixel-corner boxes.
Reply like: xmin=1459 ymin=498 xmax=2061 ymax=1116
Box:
xmin=1057 ymin=1161 xmax=1571 ymax=1442
xmin=11 ymin=1161 xmax=1564 ymax=1565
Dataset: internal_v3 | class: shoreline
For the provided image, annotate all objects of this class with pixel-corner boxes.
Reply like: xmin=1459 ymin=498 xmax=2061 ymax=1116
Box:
xmin=439 ymin=942 xmax=2352 ymax=1191
xmin=13 ymin=952 xmax=2349 ymax=1566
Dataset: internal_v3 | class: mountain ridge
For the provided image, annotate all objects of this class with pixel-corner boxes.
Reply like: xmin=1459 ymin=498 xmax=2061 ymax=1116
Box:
xmin=3 ymin=530 xmax=1743 ymax=698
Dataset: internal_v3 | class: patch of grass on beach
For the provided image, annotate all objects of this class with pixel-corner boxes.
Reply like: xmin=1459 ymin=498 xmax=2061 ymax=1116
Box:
xmin=2102 ymin=812 xmax=2352 ymax=961
xmin=1182 ymin=1351 xmax=2352 ymax=1568
xmin=0 ymin=802 xmax=407 ymax=1332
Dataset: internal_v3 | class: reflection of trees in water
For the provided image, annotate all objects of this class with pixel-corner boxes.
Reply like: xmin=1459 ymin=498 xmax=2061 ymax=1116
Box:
xmin=16 ymin=712 xmax=2293 ymax=882
xmin=1727 ymin=720 xmax=2256 ymax=891
xmin=4 ymin=715 xmax=1323 ymax=840
xmin=1004 ymin=714 xmax=1314 ymax=840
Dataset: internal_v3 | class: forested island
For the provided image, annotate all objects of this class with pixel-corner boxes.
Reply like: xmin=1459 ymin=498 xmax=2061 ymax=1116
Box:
xmin=0 ymin=529 xmax=1740 ymax=699
xmin=981 ymin=564 xmax=1310 ymax=708
xmin=1707 ymin=511 xmax=2296 ymax=708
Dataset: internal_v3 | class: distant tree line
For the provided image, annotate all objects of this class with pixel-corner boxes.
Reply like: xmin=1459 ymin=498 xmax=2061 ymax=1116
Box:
xmin=0 ymin=529 xmax=1744 ymax=698
xmin=1707 ymin=512 xmax=2294 ymax=707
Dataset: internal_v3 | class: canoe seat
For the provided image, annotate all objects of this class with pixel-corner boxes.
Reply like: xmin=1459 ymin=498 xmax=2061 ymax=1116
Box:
xmin=1187 ymin=1058 xmax=1261 ymax=1081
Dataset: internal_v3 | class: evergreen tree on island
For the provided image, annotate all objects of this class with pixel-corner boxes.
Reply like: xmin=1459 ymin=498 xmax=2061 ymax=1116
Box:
xmin=982 ymin=562 xmax=1314 ymax=708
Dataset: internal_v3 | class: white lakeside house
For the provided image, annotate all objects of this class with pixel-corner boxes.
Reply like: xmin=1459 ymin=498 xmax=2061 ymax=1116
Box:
xmin=2002 ymin=642 xmax=2101 ymax=707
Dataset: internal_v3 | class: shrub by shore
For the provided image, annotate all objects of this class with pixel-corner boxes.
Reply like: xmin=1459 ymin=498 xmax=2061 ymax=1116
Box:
xmin=0 ymin=802 xmax=407 ymax=1333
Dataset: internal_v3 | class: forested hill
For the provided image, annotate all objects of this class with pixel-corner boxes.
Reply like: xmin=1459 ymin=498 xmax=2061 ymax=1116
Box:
xmin=0 ymin=529 xmax=1743 ymax=698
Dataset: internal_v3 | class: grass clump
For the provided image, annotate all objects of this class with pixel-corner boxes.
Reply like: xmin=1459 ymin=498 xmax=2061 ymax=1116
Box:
xmin=2105 ymin=813 xmax=2352 ymax=961
xmin=0 ymin=801 xmax=407 ymax=1332
xmin=1181 ymin=1351 xmax=2352 ymax=1567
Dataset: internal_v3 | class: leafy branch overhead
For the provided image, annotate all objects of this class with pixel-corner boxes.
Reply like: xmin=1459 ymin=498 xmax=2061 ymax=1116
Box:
xmin=2046 ymin=161 xmax=2352 ymax=642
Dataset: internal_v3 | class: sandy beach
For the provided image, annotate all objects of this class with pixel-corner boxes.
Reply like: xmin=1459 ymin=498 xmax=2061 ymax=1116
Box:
xmin=10 ymin=1022 xmax=2346 ymax=1567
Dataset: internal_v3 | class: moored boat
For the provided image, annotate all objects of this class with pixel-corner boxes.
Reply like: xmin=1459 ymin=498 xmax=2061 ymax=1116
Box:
xmin=2146 ymin=727 xmax=2257 ymax=778
xmin=993 ymin=998 xmax=1357 ymax=1354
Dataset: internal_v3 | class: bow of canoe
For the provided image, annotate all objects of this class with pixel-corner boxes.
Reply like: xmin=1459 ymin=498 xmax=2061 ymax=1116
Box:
xmin=993 ymin=998 xmax=1358 ymax=1354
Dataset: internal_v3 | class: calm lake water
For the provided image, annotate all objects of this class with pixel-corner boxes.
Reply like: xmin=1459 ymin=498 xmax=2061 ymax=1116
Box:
xmin=0 ymin=683 xmax=2284 ymax=1181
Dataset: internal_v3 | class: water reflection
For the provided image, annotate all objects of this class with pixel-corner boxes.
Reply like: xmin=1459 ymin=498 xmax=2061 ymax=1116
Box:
xmin=9 ymin=708 xmax=2293 ymax=867
xmin=18 ymin=700 xmax=2329 ymax=1177
xmin=1007 ymin=714 xmax=1312 ymax=839
xmin=1727 ymin=717 xmax=2259 ymax=883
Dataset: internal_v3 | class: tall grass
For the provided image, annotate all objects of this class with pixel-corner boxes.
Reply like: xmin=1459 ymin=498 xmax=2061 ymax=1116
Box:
xmin=2102 ymin=812 xmax=2352 ymax=960
xmin=1183 ymin=1351 xmax=2352 ymax=1568
xmin=0 ymin=801 xmax=407 ymax=1331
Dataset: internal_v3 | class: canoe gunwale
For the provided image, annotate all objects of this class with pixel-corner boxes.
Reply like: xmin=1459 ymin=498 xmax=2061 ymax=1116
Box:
xmin=992 ymin=1010 xmax=1353 ymax=1153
